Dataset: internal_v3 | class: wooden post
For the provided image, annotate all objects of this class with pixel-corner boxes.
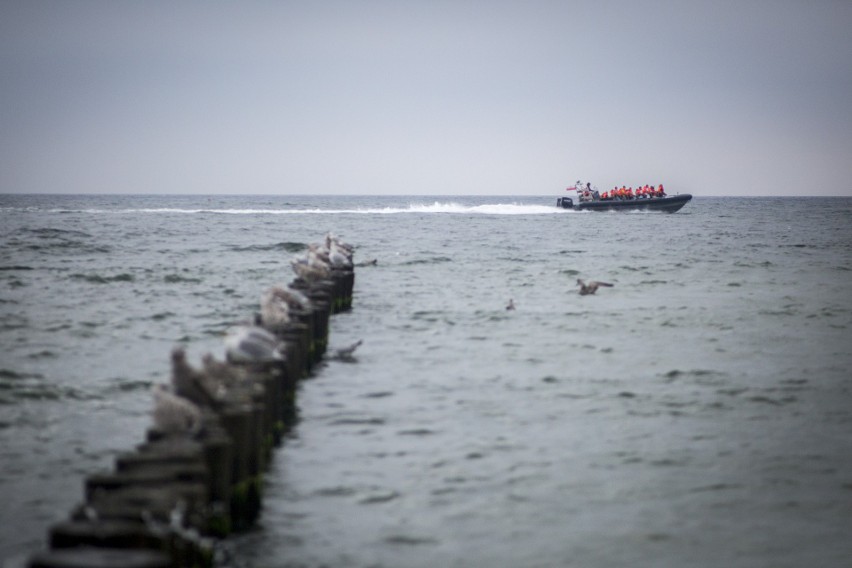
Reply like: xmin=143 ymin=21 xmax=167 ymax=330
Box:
xmin=29 ymin=548 xmax=171 ymax=568
xmin=49 ymin=519 xmax=167 ymax=551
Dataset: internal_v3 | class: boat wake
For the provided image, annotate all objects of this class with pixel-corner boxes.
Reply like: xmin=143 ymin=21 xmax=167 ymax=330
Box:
xmin=29 ymin=203 xmax=566 ymax=216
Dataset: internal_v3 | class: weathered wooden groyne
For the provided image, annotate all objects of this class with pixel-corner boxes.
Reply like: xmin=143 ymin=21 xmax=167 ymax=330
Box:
xmin=27 ymin=234 xmax=356 ymax=568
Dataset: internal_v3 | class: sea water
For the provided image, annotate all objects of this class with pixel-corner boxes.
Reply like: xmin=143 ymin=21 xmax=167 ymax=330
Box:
xmin=1 ymin=194 xmax=850 ymax=567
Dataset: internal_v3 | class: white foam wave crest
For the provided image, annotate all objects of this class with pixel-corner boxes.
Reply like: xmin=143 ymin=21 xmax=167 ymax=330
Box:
xmin=404 ymin=202 xmax=562 ymax=215
xmin=37 ymin=202 xmax=565 ymax=216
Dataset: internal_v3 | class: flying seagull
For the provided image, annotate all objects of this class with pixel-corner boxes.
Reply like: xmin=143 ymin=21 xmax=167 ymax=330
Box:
xmin=577 ymin=279 xmax=614 ymax=295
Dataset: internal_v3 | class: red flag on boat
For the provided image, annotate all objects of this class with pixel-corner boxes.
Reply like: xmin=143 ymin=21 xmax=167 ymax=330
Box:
xmin=566 ymin=186 xmax=577 ymax=192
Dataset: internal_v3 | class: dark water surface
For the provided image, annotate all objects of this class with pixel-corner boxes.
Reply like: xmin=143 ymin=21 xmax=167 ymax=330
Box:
xmin=1 ymin=195 xmax=850 ymax=567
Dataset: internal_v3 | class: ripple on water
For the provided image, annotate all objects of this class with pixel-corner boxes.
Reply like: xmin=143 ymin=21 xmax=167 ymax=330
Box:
xmin=383 ymin=535 xmax=439 ymax=546
xmin=400 ymin=256 xmax=453 ymax=265
xmin=163 ymin=273 xmax=203 ymax=284
xmin=26 ymin=350 xmax=57 ymax=360
xmin=327 ymin=416 xmax=387 ymax=426
xmin=69 ymin=273 xmax=135 ymax=284
xmin=360 ymin=391 xmax=394 ymax=398
xmin=397 ymin=428 xmax=437 ymax=436
xmin=0 ymin=370 xmax=98 ymax=403
xmin=357 ymin=490 xmax=400 ymax=505
xmin=227 ymin=241 xmax=306 ymax=253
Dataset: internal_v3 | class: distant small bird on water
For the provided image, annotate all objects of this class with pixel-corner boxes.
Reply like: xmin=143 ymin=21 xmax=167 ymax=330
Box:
xmin=577 ymin=279 xmax=614 ymax=295
xmin=333 ymin=339 xmax=363 ymax=362
xmin=506 ymin=299 xmax=515 ymax=310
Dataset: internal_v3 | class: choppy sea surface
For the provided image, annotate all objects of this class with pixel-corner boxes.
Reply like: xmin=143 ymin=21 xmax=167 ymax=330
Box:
xmin=1 ymin=194 xmax=850 ymax=568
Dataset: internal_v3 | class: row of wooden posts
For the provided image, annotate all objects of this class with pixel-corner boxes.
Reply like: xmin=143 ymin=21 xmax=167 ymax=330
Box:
xmin=27 ymin=250 xmax=356 ymax=568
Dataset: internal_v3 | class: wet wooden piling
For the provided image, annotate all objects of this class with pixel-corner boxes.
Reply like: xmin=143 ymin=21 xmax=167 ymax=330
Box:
xmin=28 ymin=235 xmax=357 ymax=568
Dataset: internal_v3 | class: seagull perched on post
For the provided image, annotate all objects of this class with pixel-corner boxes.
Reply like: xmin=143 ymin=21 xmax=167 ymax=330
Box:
xmin=577 ymin=279 xmax=614 ymax=295
xmin=202 ymin=352 xmax=248 ymax=389
xmin=225 ymin=325 xmax=286 ymax=364
xmin=260 ymin=287 xmax=292 ymax=326
xmin=291 ymin=257 xmax=331 ymax=283
xmin=268 ymin=285 xmax=311 ymax=311
xmin=170 ymin=347 xmax=223 ymax=408
xmin=151 ymin=384 xmax=203 ymax=437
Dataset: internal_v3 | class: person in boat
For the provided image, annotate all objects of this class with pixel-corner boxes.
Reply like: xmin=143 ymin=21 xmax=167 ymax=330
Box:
xmin=657 ymin=184 xmax=665 ymax=197
xmin=600 ymin=190 xmax=609 ymax=200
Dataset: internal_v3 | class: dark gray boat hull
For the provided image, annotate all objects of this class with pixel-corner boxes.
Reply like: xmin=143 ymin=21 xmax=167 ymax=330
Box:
xmin=557 ymin=194 xmax=692 ymax=213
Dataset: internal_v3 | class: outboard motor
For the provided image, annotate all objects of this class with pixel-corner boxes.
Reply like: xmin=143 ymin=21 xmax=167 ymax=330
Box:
xmin=556 ymin=197 xmax=573 ymax=209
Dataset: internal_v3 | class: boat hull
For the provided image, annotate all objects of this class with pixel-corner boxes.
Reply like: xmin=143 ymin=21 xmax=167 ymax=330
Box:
xmin=557 ymin=194 xmax=692 ymax=213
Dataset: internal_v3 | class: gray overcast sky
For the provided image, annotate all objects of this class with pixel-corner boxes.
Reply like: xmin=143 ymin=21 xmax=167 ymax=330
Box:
xmin=1 ymin=1 xmax=851 ymax=196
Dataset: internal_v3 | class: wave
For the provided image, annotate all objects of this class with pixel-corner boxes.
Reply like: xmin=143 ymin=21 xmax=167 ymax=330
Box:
xmin=26 ymin=202 xmax=565 ymax=216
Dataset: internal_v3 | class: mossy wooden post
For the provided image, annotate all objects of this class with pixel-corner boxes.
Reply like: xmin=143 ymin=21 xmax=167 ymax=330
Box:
xmin=272 ymin=322 xmax=309 ymax=378
xmin=218 ymin=401 xmax=253 ymax=530
xmin=261 ymin=320 xmax=307 ymax=379
xmin=330 ymin=269 xmax=351 ymax=313
xmin=273 ymin=351 xmax=298 ymax=430
xmin=292 ymin=316 xmax=315 ymax=372
xmin=267 ymin=363 xmax=292 ymax=442
xmin=290 ymin=280 xmax=328 ymax=364
xmin=304 ymin=287 xmax=331 ymax=363
xmin=197 ymin=423 xmax=233 ymax=536
xmin=243 ymin=395 xmax=266 ymax=522
xmin=288 ymin=323 xmax=311 ymax=377
xmin=342 ymin=269 xmax=355 ymax=311
xmin=260 ymin=373 xmax=277 ymax=454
